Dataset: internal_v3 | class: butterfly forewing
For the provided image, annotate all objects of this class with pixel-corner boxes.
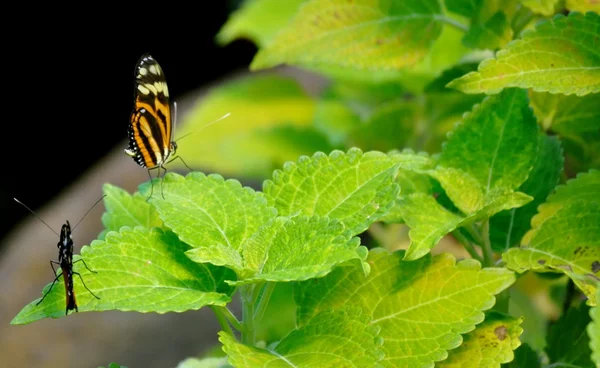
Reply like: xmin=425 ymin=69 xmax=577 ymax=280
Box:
xmin=126 ymin=54 xmax=174 ymax=169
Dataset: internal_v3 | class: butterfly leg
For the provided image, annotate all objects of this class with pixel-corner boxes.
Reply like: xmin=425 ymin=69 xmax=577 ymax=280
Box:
xmin=145 ymin=168 xmax=155 ymax=202
xmin=36 ymin=260 xmax=61 ymax=306
xmin=159 ymin=165 xmax=167 ymax=200
xmin=73 ymin=271 xmax=100 ymax=300
xmin=167 ymin=155 xmax=193 ymax=173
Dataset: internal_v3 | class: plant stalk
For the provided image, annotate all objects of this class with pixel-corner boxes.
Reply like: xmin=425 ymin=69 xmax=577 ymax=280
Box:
xmin=254 ymin=282 xmax=276 ymax=324
xmin=211 ymin=306 xmax=236 ymax=337
xmin=481 ymin=220 xmax=495 ymax=268
xmin=240 ymin=285 xmax=257 ymax=345
xmin=452 ymin=229 xmax=483 ymax=263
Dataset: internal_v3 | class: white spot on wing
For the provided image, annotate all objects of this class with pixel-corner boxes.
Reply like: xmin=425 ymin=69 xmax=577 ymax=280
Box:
xmin=139 ymin=67 xmax=147 ymax=76
xmin=137 ymin=84 xmax=150 ymax=95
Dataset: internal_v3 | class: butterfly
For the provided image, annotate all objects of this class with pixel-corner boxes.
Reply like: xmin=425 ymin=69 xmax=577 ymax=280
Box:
xmin=125 ymin=54 xmax=186 ymax=198
xmin=14 ymin=197 xmax=103 ymax=315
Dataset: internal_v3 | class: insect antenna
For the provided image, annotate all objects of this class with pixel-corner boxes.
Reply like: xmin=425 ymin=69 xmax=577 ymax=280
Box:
xmin=71 ymin=194 xmax=106 ymax=232
xmin=13 ymin=198 xmax=59 ymax=237
xmin=173 ymin=111 xmax=231 ymax=145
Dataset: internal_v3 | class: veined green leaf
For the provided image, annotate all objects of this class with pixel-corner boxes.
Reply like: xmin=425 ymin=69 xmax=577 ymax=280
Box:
xmin=250 ymin=0 xmax=445 ymax=71
xmin=400 ymin=187 xmax=531 ymax=260
xmin=141 ymin=173 xmax=276 ymax=271
xmin=590 ymin=288 xmax=600 ymax=366
xmin=263 ymin=148 xmax=399 ymax=235
xmin=296 ymin=249 xmax=516 ymax=367
xmin=220 ymin=307 xmax=384 ymax=367
xmin=424 ymin=62 xmax=480 ymax=93
xmin=437 ymin=312 xmax=524 ymax=368
xmin=99 ymin=184 xmax=163 ymax=240
xmin=448 ymin=12 xmax=600 ymax=96
xmin=566 ymin=0 xmax=600 ymax=12
xmin=506 ymin=344 xmax=541 ymax=368
xmin=172 ymin=75 xmax=320 ymax=178
xmin=490 ymin=134 xmax=563 ymax=251
xmin=546 ymin=303 xmax=594 ymax=367
xmin=520 ymin=0 xmax=559 ymax=16
xmin=230 ymin=216 xmax=368 ymax=285
xmin=216 ymin=0 xmax=305 ymax=47
xmin=503 ymin=170 xmax=600 ymax=304
xmin=11 ymin=227 xmax=234 ymax=325
xmin=439 ymin=88 xmax=538 ymax=196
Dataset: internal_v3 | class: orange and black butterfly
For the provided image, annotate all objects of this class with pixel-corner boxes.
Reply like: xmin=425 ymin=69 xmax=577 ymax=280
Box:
xmin=125 ymin=54 xmax=186 ymax=198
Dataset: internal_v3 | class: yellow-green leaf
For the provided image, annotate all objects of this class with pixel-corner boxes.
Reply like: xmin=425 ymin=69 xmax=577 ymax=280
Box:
xmin=250 ymin=0 xmax=445 ymax=72
xmin=448 ymin=12 xmax=600 ymax=96
xmin=437 ymin=312 xmax=524 ymax=368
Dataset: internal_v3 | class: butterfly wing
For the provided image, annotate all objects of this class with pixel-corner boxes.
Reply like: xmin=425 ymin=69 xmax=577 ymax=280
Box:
xmin=125 ymin=54 xmax=173 ymax=169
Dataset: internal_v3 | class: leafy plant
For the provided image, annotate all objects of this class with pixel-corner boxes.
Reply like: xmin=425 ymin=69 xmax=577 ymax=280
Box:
xmin=12 ymin=1 xmax=600 ymax=367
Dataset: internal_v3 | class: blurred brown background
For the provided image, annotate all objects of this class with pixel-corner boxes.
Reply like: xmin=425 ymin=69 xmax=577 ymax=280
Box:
xmin=0 ymin=2 xmax=258 ymax=367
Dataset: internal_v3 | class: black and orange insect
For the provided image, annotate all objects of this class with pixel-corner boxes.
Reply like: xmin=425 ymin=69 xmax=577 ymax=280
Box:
xmin=125 ymin=54 xmax=185 ymax=198
xmin=15 ymin=197 xmax=103 ymax=315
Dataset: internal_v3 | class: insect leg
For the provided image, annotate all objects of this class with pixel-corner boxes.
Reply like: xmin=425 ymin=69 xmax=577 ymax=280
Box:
xmin=73 ymin=258 xmax=97 ymax=273
xmin=73 ymin=271 xmax=100 ymax=300
xmin=36 ymin=260 xmax=62 ymax=306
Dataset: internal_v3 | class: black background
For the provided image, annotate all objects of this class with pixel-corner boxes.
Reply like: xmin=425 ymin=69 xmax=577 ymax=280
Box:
xmin=2 ymin=3 xmax=256 ymax=244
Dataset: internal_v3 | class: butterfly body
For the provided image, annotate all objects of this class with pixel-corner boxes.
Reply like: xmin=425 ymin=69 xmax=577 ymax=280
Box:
xmin=125 ymin=54 xmax=176 ymax=170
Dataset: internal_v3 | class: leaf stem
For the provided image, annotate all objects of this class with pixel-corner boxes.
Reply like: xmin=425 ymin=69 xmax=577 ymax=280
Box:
xmin=254 ymin=282 xmax=276 ymax=324
xmin=452 ymin=229 xmax=483 ymax=263
xmin=240 ymin=285 xmax=257 ymax=345
xmin=480 ymin=220 xmax=495 ymax=268
xmin=211 ymin=306 xmax=236 ymax=337
xmin=437 ymin=16 xmax=469 ymax=32
xmin=214 ymin=305 xmax=242 ymax=332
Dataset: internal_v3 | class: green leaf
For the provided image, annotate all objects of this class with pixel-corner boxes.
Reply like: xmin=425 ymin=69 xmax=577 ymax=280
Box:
xmin=520 ymin=0 xmax=559 ymax=16
xmin=99 ymin=184 xmax=163 ymax=239
xmin=380 ymin=150 xmax=438 ymax=224
xmin=142 ymin=173 xmax=276 ymax=269
xmin=445 ymin=0 xmax=483 ymax=18
xmin=263 ymin=148 xmax=399 ymax=235
xmin=220 ymin=307 xmax=384 ymax=367
xmin=11 ymin=227 xmax=234 ymax=325
xmin=216 ymin=0 xmax=305 ymax=47
xmin=173 ymin=75 xmax=321 ymax=178
xmin=397 ymin=193 xmax=464 ymax=260
xmin=250 ymin=0 xmax=444 ymax=71
xmin=490 ymin=134 xmax=563 ymax=251
xmin=463 ymin=11 xmax=513 ymax=50
xmin=230 ymin=216 xmax=368 ymax=285
xmin=506 ymin=344 xmax=541 ymax=368
xmin=546 ymin=303 xmax=594 ymax=367
xmin=176 ymin=357 xmax=229 ymax=368
xmin=529 ymin=91 xmax=600 ymax=133
xmin=503 ymin=169 xmax=600 ymax=305
xmin=438 ymin=88 xmax=538 ymax=196
xmin=296 ymin=249 xmax=516 ymax=367
xmin=448 ymin=12 xmax=600 ymax=96
xmin=395 ymin=89 xmax=537 ymax=258
xmin=424 ymin=62 xmax=480 ymax=93
xmin=437 ymin=312 xmax=524 ymax=368
xmin=566 ymin=0 xmax=600 ymax=12
xmin=347 ymin=100 xmax=418 ymax=152
xmin=590 ymin=288 xmax=600 ymax=366
xmin=400 ymin=187 xmax=531 ymax=260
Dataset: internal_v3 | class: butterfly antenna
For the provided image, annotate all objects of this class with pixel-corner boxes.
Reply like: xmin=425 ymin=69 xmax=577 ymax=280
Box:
xmin=174 ymin=112 xmax=231 ymax=143
xmin=14 ymin=198 xmax=59 ymax=237
xmin=72 ymin=194 xmax=106 ymax=232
